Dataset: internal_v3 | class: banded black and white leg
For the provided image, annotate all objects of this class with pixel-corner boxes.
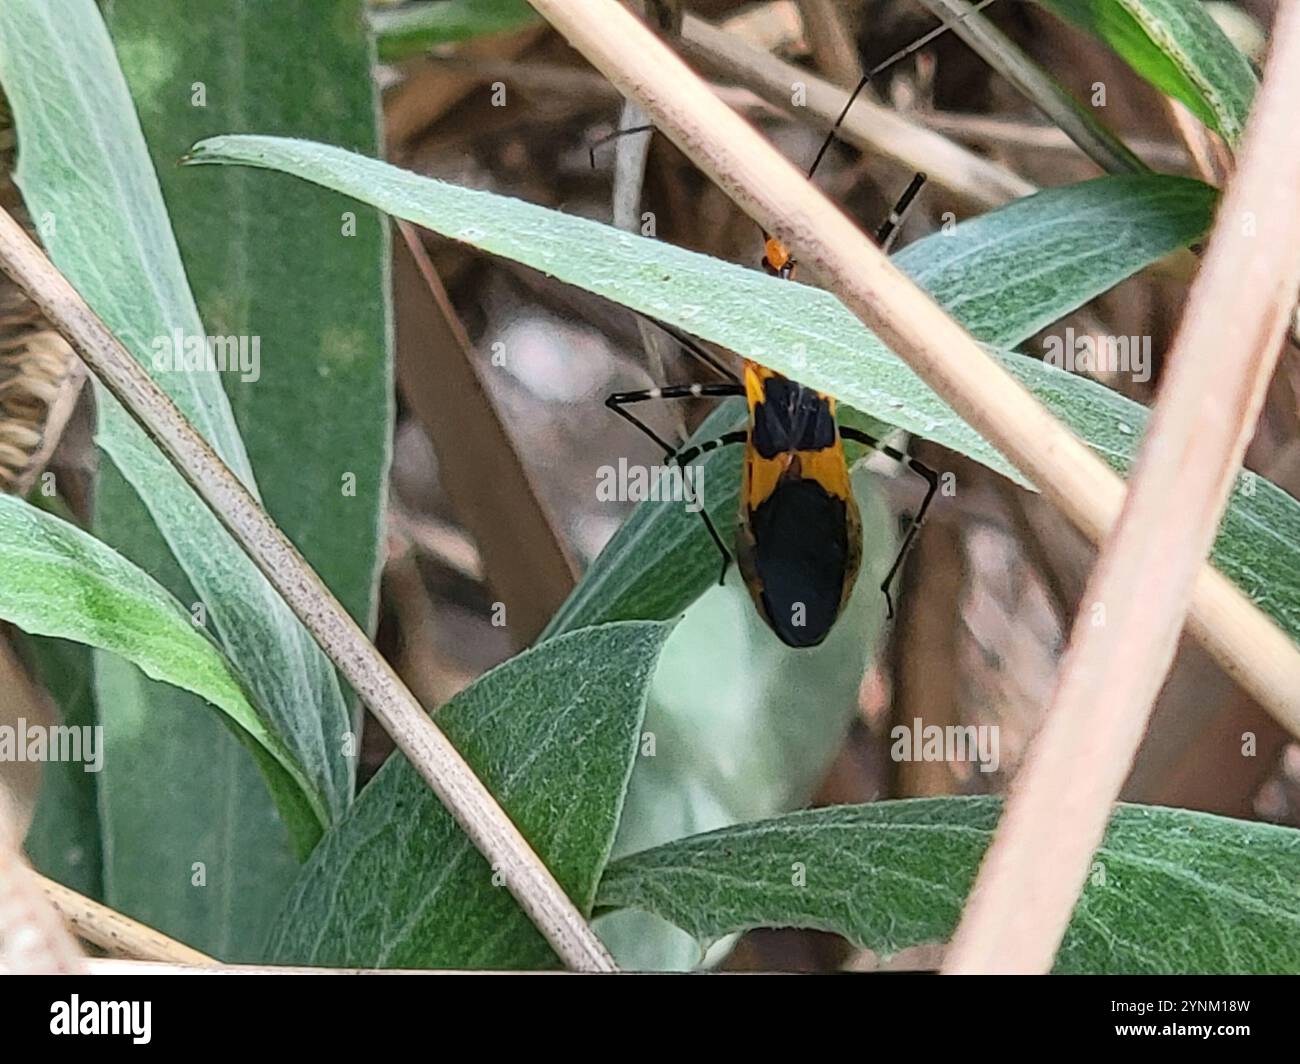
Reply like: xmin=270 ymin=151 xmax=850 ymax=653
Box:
xmin=605 ymin=380 xmax=745 ymax=584
xmin=605 ymin=380 xmax=744 ymax=453
xmin=674 ymin=429 xmax=748 ymax=583
xmin=874 ymin=171 xmax=928 ymax=252
xmin=839 ymin=426 xmax=939 ymax=618
xmin=770 ymin=171 xmax=929 ymax=277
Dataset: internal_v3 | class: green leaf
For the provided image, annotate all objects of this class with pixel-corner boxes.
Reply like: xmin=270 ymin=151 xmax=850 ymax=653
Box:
xmin=179 ymin=143 xmax=1212 ymax=487
xmin=0 ymin=0 xmax=351 ymax=835
xmin=84 ymin=0 xmax=391 ymax=952
xmin=0 ymin=494 xmax=321 ymax=848
xmin=21 ymin=636 xmax=101 ymax=899
xmin=369 ymin=0 xmax=541 ymax=61
xmin=597 ymin=798 xmax=1300 ymax=973
xmin=998 ymin=356 xmax=1300 ymax=639
xmin=181 ymin=138 xmax=1300 ymax=648
xmin=107 ymin=0 xmax=392 ymax=631
xmin=1039 ymin=0 xmax=1257 ymax=142
xmin=597 ymin=476 xmax=892 ymax=969
xmin=177 ymin=141 xmax=1209 ymax=484
xmin=173 ymin=141 xmax=1222 ymax=603
xmin=91 ymin=469 xmax=305 ymax=959
xmin=888 ymin=174 xmax=1205 ymax=348
xmin=94 ymin=647 xmax=302 ymax=960
xmin=179 ymin=140 xmax=1210 ymax=486
xmin=266 ymin=621 xmax=672 ymax=968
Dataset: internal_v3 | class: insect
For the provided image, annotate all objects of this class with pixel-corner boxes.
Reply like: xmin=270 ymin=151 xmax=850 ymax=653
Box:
xmin=603 ymin=188 xmax=937 ymax=647
xmin=596 ymin=7 xmax=997 ymax=646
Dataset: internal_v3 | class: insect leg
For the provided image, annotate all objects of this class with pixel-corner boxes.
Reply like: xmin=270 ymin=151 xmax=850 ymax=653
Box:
xmin=674 ymin=428 xmax=747 ymax=467
xmin=840 ymin=425 xmax=939 ymax=618
xmin=605 ymin=382 xmax=745 ymax=455
xmin=606 ymin=385 xmax=747 ymax=585
xmin=874 ymin=172 xmax=928 ymax=252
xmin=674 ymin=429 xmax=747 ymax=585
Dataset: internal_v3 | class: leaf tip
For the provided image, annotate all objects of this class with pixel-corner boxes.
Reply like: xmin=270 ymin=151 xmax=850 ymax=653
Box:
xmin=179 ymin=137 xmax=221 ymax=166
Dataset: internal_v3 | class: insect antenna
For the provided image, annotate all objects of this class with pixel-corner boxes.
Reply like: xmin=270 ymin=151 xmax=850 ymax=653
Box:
xmin=804 ymin=0 xmax=1003 ymax=184
xmin=643 ymin=317 xmax=740 ymax=383
xmin=588 ymin=124 xmax=655 ymax=169
xmin=593 ymin=0 xmax=1003 ymax=185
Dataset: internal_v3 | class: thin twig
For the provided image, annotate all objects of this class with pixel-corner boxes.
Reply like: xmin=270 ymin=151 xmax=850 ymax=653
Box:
xmin=796 ymin=0 xmax=862 ymax=87
xmin=418 ymin=53 xmax=773 ymax=117
xmin=524 ymin=0 xmax=1300 ymax=736
xmin=720 ymin=1 xmax=804 ymax=53
xmin=1164 ymin=96 xmax=1231 ymax=186
xmin=0 ymin=206 xmax=614 ymax=973
xmin=36 ymin=873 xmax=215 ymax=964
xmin=913 ymin=0 xmax=1146 ymax=174
xmin=678 ymin=13 xmax=1036 ymax=210
xmin=86 ymin=958 xmax=585 ymax=975
xmin=914 ymin=110 xmax=1189 ymax=169
xmin=943 ymin=3 xmax=1300 ymax=974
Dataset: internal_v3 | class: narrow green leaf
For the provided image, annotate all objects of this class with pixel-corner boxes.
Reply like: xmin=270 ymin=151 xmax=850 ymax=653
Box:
xmin=90 ymin=0 xmax=385 ymax=954
xmin=179 ymin=142 xmax=1211 ymax=489
xmin=0 ymin=0 xmax=351 ymax=834
xmin=92 ymin=468 xmax=306 ymax=958
xmin=597 ymin=798 xmax=1300 ymax=973
xmin=108 ymin=0 xmax=392 ymax=631
xmin=82 ymin=0 xmax=390 ymax=950
xmin=369 ymin=0 xmax=541 ymax=61
xmin=0 ymin=494 xmax=321 ymax=847
xmin=267 ymin=621 xmax=672 ymax=968
xmin=179 ymin=140 xmax=1211 ymax=486
xmin=76 ymin=0 xmax=387 ymax=946
xmin=889 ymin=174 xmax=1206 ymax=348
xmin=173 ymin=140 xmax=1238 ymax=614
xmin=1039 ymin=0 xmax=1257 ymax=142
xmin=94 ymin=648 xmax=302 ymax=960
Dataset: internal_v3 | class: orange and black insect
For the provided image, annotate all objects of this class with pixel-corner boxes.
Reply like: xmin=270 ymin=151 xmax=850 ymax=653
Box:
xmin=597 ymin=10 xmax=994 ymax=645
xmin=605 ymin=178 xmax=936 ymax=647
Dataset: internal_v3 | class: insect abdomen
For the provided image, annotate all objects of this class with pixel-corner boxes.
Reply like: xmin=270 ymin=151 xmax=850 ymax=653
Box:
xmin=736 ymin=476 xmax=859 ymax=647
